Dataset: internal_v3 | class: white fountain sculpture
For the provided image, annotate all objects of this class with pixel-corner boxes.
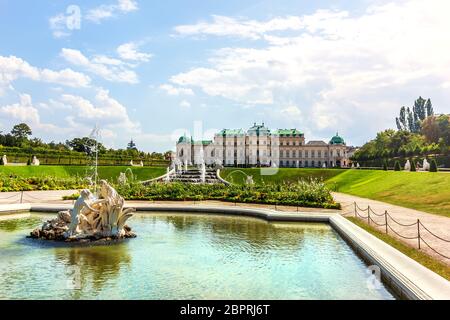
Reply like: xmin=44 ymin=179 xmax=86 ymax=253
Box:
xmin=118 ymin=172 xmax=128 ymax=185
xmin=200 ymin=162 xmax=206 ymax=183
xmin=423 ymin=159 xmax=430 ymax=171
xmin=129 ymin=160 xmax=134 ymax=166
xmin=165 ymin=167 xmax=171 ymax=183
xmin=322 ymin=163 xmax=327 ymax=168
xmin=351 ymin=163 xmax=355 ymax=169
xmin=31 ymin=156 xmax=40 ymax=166
xmin=404 ymin=160 xmax=411 ymax=171
xmin=30 ymin=180 xmax=136 ymax=242
xmin=356 ymin=163 xmax=360 ymax=168
xmin=140 ymin=161 xmax=144 ymax=167
xmin=2 ymin=155 xmax=7 ymax=165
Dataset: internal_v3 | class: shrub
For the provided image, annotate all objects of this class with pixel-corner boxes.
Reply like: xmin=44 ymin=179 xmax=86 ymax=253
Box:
xmin=394 ymin=161 xmax=401 ymax=171
xmin=383 ymin=160 xmax=388 ymax=171
xmin=410 ymin=159 xmax=416 ymax=172
xmin=430 ymin=159 xmax=438 ymax=172
xmin=115 ymin=180 xmax=340 ymax=209
xmin=27 ymin=159 xmax=31 ymax=166
xmin=0 ymin=157 xmax=3 ymax=166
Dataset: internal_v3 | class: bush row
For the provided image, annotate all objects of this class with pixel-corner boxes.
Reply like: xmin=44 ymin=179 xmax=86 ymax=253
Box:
xmin=111 ymin=180 xmax=340 ymax=209
xmin=0 ymin=174 xmax=88 ymax=192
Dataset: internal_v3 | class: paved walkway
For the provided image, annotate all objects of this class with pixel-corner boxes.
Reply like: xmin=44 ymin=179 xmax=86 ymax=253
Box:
xmin=1 ymin=190 xmax=448 ymax=264
xmin=333 ymin=192 xmax=450 ymax=265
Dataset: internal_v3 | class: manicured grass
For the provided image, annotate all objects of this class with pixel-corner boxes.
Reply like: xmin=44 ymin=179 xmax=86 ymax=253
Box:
xmin=0 ymin=166 xmax=166 ymax=182
xmin=220 ymin=168 xmax=450 ymax=217
xmin=328 ymin=170 xmax=450 ymax=217
xmin=347 ymin=217 xmax=450 ymax=281
xmin=220 ymin=168 xmax=346 ymax=185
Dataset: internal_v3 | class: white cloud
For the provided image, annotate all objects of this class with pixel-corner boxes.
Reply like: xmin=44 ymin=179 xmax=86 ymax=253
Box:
xmin=0 ymin=55 xmax=91 ymax=95
xmin=86 ymin=0 xmax=138 ymax=23
xmin=179 ymin=100 xmax=191 ymax=109
xmin=0 ymin=94 xmax=40 ymax=124
xmin=169 ymin=0 xmax=450 ymax=143
xmin=60 ymin=88 xmax=136 ymax=127
xmin=174 ymin=15 xmax=306 ymax=40
xmin=159 ymin=84 xmax=194 ymax=96
xmin=117 ymin=42 xmax=152 ymax=62
xmin=60 ymin=48 xmax=139 ymax=84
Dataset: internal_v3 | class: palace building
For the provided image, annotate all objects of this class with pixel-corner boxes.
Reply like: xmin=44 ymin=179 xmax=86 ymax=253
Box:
xmin=176 ymin=123 xmax=350 ymax=168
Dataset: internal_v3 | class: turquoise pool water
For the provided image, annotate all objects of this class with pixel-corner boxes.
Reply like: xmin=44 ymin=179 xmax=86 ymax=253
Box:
xmin=0 ymin=213 xmax=394 ymax=300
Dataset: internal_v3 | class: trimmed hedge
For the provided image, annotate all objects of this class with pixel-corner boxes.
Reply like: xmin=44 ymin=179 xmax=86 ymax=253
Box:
xmin=113 ymin=180 xmax=340 ymax=209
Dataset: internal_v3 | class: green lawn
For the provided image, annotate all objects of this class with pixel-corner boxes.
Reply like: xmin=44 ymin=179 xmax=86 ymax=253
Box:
xmin=0 ymin=166 xmax=166 ymax=182
xmin=220 ymin=168 xmax=450 ymax=217
xmin=220 ymin=168 xmax=346 ymax=185
xmin=347 ymin=217 xmax=450 ymax=280
xmin=328 ymin=170 xmax=450 ymax=217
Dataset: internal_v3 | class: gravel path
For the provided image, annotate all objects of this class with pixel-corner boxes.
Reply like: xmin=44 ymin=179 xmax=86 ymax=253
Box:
xmin=333 ymin=192 xmax=450 ymax=265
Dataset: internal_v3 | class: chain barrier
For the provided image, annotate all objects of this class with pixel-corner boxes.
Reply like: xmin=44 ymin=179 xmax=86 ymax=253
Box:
xmin=350 ymin=201 xmax=449 ymax=259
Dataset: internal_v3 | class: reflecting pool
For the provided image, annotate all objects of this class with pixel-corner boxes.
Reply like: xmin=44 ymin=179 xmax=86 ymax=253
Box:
xmin=0 ymin=213 xmax=394 ymax=300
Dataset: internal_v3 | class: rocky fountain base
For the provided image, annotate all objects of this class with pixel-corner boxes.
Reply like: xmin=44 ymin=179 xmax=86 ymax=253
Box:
xmin=29 ymin=180 xmax=136 ymax=244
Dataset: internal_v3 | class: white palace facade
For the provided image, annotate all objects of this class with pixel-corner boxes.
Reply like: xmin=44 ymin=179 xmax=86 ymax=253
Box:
xmin=176 ymin=123 xmax=350 ymax=168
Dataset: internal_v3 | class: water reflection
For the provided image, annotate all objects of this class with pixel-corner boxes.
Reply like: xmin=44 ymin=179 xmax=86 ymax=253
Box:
xmin=53 ymin=243 xmax=132 ymax=298
xmin=0 ymin=216 xmax=41 ymax=232
xmin=0 ymin=213 xmax=395 ymax=300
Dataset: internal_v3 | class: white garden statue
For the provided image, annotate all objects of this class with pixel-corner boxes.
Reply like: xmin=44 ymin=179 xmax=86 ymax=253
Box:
xmin=246 ymin=175 xmax=254 ymax=185
xmin=31 ymin=156 xmax=40 ymax=166
xmin=30 ymin=180 xmax=136 ymax=242
xmin=423 ymin=159 xmax=430 ymax=171
xmin=404 ymin=160 xmax=411 ymax=171
xmin=2 ymin=155 xmax=7 ymax=165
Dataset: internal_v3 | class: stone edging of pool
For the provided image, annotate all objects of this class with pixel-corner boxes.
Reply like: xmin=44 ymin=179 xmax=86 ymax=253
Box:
xmin=1 ymin=203 xmax=449 ymax=300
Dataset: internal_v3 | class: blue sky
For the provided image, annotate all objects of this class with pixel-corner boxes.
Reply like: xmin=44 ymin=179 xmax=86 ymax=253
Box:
xmin=1 ymin=0 xmax=449 ymax=152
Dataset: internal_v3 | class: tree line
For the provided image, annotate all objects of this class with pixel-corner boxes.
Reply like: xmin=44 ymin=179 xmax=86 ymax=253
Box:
xmin=0 ymin=123 xmax=172 ymax=162
xmin=353 ymin=97 xmax=449 ymax=163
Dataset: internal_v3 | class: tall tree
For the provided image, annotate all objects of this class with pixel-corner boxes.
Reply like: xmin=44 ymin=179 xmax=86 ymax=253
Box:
xmin=10 ymin=123 xmax=32 ymax=140
xmin=407 ymin=107 xmax=414 ymax=132
xmin=396 ymin=106 xmax=408 ymax=131
xmin=425 ymin=98 xmax=434 ymax=117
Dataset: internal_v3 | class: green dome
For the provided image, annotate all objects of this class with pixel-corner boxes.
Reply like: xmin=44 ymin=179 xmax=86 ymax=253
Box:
xmin=330 ymin=132 xmax=345 ymax=145
xmin=177 ymin=135 xmax=192 ymax=144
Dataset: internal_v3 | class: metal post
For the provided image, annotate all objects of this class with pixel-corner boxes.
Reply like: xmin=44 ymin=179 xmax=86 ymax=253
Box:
xmin=354 ymin=202 xmax=357 ymax=218
xmin=384 ymin=211 xmax=388 ymax=234
xmin=367 ymin=206 xmax=370 ymax=225
xmin=417 ymin=219 xmax=421 ymax=249
xmin=20 ymin=191 xmax=23 ymax=204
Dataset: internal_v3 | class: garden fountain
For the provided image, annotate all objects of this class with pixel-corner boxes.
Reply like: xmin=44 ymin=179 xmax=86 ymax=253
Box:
xmin=165 ymin=167 xmax=171 ymax=183
xmin=29 ymin=180 xmax=136 ymax=243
